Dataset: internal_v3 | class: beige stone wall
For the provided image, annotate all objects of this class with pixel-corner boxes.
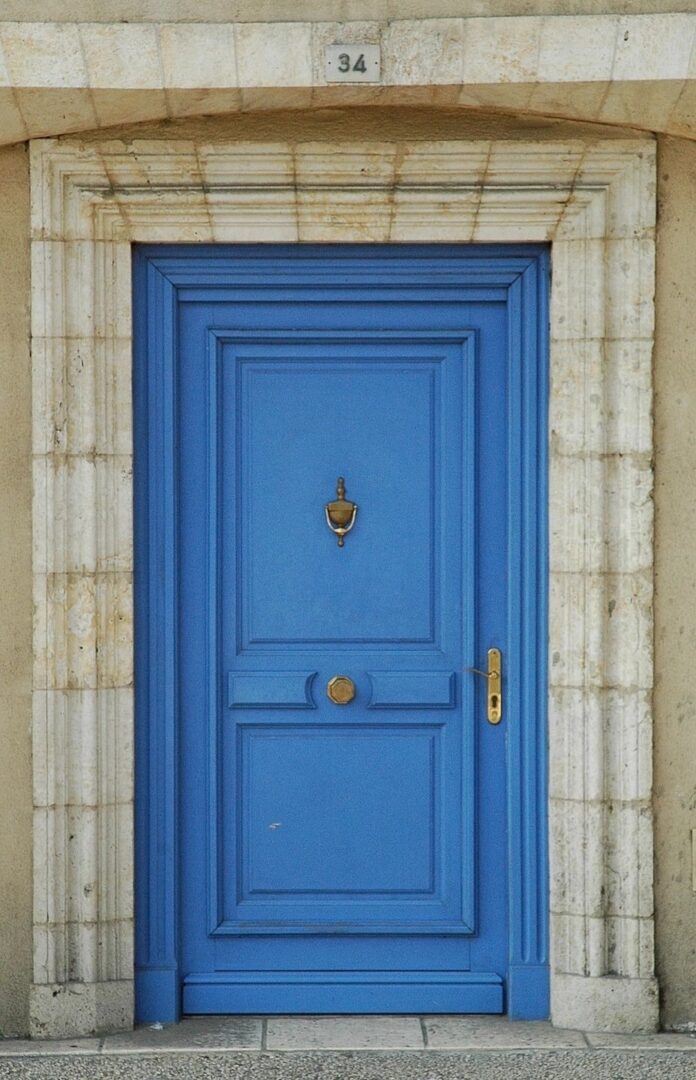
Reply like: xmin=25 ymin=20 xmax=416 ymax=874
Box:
xmin=0 ymin=106 xmax=695 ymax=1034
xmin=0 ymin=143 xmax=32 ymax=1038
xmin=0 ymin=1 xmax=689 ymax=21
xmin=654 ymin=134 xmax=696 ymax=1032
xmin=2 ymin=14 xmax=695 ymax=147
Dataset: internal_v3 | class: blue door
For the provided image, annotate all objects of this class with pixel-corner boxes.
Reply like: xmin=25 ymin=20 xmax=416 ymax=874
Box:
xmin=134 ymin=245 xmax=549 ymax=1019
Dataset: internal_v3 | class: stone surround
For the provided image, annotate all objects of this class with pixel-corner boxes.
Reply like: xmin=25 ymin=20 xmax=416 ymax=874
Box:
xmin=1 ymin=16 xmax=696 ymax=145
xmin=30 ymin=135 xmax=656 ymax=1037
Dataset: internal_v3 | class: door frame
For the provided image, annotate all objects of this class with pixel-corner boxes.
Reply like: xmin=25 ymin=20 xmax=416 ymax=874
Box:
xmin=132 ymin=243 xmax=550 ymax=1022
xmin=29 ymin=136 xmax=658 ymax=1037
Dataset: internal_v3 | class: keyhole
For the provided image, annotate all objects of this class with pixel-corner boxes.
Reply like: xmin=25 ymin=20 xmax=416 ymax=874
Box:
xmin=491 ymin=695 xmax=499 ymax=710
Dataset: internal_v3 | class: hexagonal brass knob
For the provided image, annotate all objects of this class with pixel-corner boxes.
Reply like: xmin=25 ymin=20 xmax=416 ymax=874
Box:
xmin=327 ymin=675 xmax=356 ymax=705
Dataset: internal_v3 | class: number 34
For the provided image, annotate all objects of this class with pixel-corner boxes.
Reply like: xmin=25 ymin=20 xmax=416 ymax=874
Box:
xmin=338 ymin=52 xmax=367 ymax=73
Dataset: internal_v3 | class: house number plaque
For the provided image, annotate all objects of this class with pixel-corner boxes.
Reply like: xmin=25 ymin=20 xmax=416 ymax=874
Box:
xmin=325 ymin=44 xmax=381 ymax=83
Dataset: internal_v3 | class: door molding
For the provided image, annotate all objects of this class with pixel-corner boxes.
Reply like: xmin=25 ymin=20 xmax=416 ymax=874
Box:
xmin=29 ymin=136 xmax=657 ymax=1036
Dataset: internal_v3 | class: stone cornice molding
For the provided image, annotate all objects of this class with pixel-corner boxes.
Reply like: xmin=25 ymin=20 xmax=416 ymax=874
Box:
xmin=30 ymin=135 xmax=657 ymax=1037
xmin=1 ymin=16 xmax=696 ymax=145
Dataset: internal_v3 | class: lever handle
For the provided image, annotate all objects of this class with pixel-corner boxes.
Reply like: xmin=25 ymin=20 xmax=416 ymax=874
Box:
xmin=466 ymin=648 xmax=502 ymax=724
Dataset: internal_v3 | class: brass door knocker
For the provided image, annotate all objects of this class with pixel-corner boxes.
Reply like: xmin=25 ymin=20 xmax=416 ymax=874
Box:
xmin=324 ymin=477 xmax=358 ymax=547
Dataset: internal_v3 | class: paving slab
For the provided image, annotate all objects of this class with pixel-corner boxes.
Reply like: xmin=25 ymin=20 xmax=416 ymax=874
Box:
xmin=585 ymin=1030 xmax=696 ymax=1051
xmin=0 ymin=1040 xmax=99 ymax=1058
xmin=102 ymin=1016 xmax=262 ymax=1053
xmin=425 ymin=1016 xmax=587 ymax=1048
xmin=1 ymin=1014 xmax=696 ymax=1080
xmin=265 ymin=1016 xmax=424 ymax=1049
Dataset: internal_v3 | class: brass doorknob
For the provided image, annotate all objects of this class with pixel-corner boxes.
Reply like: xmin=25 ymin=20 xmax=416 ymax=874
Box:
xmin=327 ymin=675 xmax=356 ymax=705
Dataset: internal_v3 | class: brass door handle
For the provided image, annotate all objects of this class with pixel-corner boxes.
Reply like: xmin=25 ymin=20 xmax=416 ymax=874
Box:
xmin=466 ymin=648 xmax=502 ymax=724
